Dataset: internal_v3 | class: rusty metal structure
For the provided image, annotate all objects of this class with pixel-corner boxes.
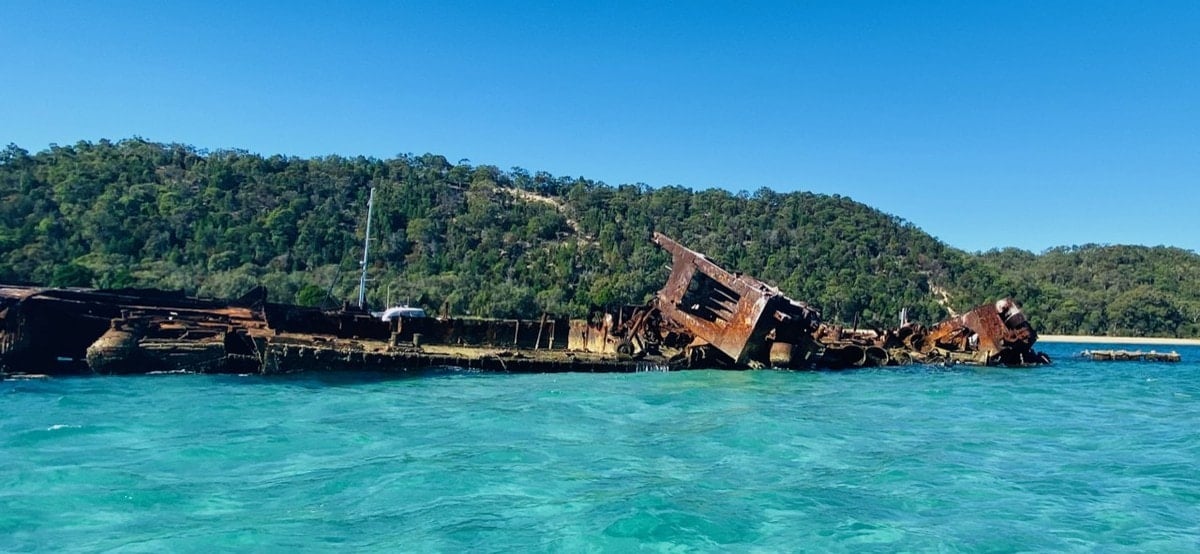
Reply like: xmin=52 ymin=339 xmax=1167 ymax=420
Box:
xmin=1081 ymin=349 xmax=1181 ymax=363
xmin=0 ymin=285 xmax=271 ymax=374
xmin=809 ymin=298 xmax=1051 ymax=368
xmin=567 ymin=233 xmax=1050 ymax=370
xmin=0 ymin=233 xmax=1050 ymax=378
xmin=648 ymin=233 xmax=822 ymax=367
xmin=911 ymin=299 xmax=1045 ymax=365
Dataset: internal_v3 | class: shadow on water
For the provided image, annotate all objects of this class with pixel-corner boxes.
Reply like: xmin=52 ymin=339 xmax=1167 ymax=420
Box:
xmin=1 ymin=366 xmax=497 ymax=389
xmin=209 ymin=366 xmax=503 ymax=388
xmin=3 ymin=353 xmax=1076 ymax=390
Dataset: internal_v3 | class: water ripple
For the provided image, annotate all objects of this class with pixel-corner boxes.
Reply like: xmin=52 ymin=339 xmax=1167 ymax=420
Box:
xmin=2 ymin=343 xmax=1199 ymax=551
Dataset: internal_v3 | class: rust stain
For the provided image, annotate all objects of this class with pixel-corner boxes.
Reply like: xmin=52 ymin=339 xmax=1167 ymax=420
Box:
xmin=0 ymin=233 xmax=1051 ymax=376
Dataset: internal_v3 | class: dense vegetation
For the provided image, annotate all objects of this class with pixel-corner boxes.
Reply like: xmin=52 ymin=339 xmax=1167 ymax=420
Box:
xmin=2 ymin=139 xmax=1198 ymax=337
xmin=978 ymin=246 xmax=1200 ymax=338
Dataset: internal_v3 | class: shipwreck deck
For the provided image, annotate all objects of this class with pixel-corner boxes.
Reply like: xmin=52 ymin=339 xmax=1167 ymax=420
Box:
xmin=0 ymin=233 xmax=1051 ymax=378
xmin=261 ymin=335 xmax=670 ymax=374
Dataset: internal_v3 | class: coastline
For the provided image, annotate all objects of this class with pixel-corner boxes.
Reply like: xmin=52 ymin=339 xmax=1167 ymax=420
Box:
xmin=1038 ymin=334 xmax=1200 ymax=346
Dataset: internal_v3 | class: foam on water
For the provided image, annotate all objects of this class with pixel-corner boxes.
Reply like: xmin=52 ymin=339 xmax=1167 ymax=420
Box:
xmin=2 ymin=342 xmax=1199 ymax=551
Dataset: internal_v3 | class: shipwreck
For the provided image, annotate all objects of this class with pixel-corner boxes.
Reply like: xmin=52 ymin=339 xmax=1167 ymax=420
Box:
xmin=0 ymin=233 xmax=1049 ymax=378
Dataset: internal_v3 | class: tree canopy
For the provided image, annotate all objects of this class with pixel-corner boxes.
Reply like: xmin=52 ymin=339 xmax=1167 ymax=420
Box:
xmin=2 ymin=139 xmax=1197 ymax=337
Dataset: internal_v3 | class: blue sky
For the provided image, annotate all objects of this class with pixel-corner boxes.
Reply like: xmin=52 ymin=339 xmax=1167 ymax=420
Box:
xmin=2 ymin=1 xmax=1198 ymax=253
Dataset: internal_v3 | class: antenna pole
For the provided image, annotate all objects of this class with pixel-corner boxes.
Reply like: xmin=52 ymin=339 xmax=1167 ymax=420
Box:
xmin=357 ymin=187 xmax=375 ymax=309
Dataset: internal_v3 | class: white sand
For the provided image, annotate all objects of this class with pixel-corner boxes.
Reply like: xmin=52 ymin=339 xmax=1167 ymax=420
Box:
xmin=1038 ymin=334 xmax=1200 ymax=346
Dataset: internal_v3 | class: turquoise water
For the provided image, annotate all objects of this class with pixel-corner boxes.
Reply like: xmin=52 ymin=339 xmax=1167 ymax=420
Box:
xmin=3 ymin=342 xmax=1198 ymax=552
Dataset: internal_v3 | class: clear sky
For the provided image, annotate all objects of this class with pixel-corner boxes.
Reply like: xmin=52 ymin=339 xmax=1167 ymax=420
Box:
xmin=2 ymin=1 xmax=1198 ymax=253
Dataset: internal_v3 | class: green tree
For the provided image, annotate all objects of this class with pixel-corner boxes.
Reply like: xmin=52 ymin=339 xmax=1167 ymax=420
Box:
xmin=295 ymin=284 xmax=329 ymax=307
xmin=49 ymin=263 xmax=94 ymax=287
xmin=2 ymin=138 xmax=1198 ymax=336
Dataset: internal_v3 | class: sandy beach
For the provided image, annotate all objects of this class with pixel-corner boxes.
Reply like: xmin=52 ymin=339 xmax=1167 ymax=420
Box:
xmin=1038 ymin=334 xmax=1200 ymax=346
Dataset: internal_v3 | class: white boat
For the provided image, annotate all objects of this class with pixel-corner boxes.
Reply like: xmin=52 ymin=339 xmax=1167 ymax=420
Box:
xmin=378 ymin=306 xmax=427 ymax=321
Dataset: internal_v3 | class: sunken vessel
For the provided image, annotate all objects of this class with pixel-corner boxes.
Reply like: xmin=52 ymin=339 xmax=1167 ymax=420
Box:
xmin=0 ymin=233 xmax=1050 ymax=378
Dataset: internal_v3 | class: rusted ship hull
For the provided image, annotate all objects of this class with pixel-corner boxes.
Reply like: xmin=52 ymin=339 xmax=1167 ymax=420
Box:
xmin=0 ymin=285 xmax=659 ymax=376
xmin=0 ymin=234 xmax=1050 ymax=378
xmin=580 ymin=233 xmax=1051 ymax=370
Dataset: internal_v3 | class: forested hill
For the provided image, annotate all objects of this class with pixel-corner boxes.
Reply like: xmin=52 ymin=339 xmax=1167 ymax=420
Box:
xmin=2 ymin=139 xmax=1198 ymax=337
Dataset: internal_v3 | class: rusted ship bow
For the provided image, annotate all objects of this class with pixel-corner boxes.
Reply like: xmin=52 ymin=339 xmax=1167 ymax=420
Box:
xmin=0 ymin=234 xmax=1049 ymax=377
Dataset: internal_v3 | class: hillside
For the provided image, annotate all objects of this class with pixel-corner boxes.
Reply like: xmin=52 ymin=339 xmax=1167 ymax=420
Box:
xmin=2 ymin=139 xmax=1197 ymax=337
xmin=979 ymin=246 xmax=1200 ymax=337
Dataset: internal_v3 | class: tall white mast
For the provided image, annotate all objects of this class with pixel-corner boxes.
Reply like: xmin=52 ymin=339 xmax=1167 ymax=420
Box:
xmin=357 ymin=187 xmax=375 ymax=309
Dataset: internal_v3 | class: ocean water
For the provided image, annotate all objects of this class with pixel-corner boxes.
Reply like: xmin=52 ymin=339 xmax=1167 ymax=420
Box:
xmin=2 ymin=342 xmax=1198 ymax=552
